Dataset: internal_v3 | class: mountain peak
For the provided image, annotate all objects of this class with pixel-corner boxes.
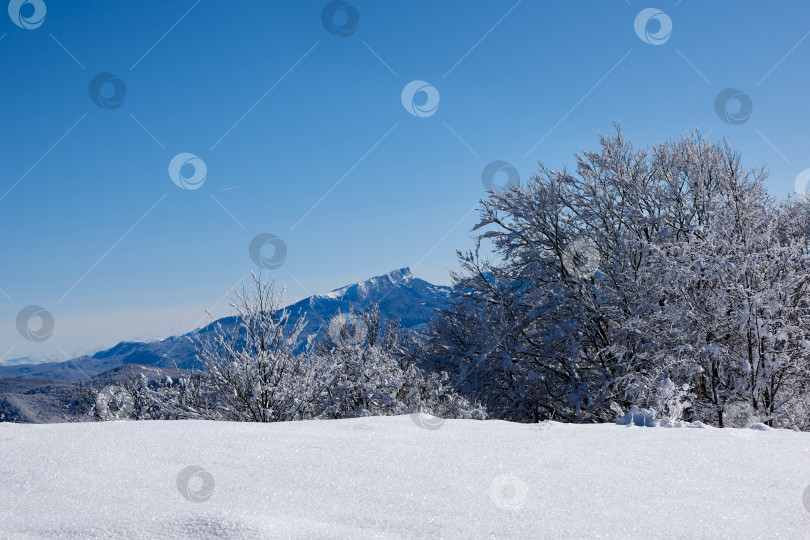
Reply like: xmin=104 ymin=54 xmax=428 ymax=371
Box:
xmin=321 ymin=267 xmax=414 ymax=299
xmin=349 ymin=267 xmax=415 ymax=296
xmin=383 ymin=267 xmax=413 ymax=284
xmin=0 ymin=268 xmax=450 ymax=381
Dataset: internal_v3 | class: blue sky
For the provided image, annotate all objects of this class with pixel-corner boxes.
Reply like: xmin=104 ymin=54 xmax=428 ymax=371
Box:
xmin=2 ymin=0 xmax=810 ymax=360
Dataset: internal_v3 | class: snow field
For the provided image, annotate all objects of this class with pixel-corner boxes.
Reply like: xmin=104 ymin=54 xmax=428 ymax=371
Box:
xmin=1 ymin=416 xmax=810 ymax=538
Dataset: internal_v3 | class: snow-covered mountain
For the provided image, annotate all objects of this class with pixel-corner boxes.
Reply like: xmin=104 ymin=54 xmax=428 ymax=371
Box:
xmin=0 ymin=268 xmax=450 ymax=382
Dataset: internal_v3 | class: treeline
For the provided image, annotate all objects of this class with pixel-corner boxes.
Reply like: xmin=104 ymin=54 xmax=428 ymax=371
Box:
xmin=72 ymin=129 xmax=810 ymax=429
xmin=70 ymin=277 xmax=483 ymax=423
xmin=423 ymin=127 xmax=810 ymax=428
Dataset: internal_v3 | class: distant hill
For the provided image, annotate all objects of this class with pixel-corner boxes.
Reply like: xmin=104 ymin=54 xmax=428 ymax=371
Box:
xmin=0 ymin=267 xmax=450 ymax=382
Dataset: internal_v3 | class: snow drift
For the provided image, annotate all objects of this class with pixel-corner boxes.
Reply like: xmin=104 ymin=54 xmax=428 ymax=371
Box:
xmin=2 ymin=416 xmax=810 ymax=538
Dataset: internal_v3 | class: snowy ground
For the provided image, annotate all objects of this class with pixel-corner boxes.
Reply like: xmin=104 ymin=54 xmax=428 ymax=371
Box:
xmin=2 ymin=416 xmax=809 ymax=539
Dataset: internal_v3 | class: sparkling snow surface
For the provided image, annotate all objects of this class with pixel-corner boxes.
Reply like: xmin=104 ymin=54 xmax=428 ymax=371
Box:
xmin=2 ymin=417 xmax=810 ymax=538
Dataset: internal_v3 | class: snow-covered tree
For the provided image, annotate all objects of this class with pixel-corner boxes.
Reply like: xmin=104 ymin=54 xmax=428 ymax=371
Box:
xmin=427 ymin=126 xmax=810 ymax=426
xmin=71 ymin=278 xmax=482 ymax=424
xmin=314 ymin=304 xmax=484 ymax=420
xmin=192 ymin=272 xmax=324 ymax=422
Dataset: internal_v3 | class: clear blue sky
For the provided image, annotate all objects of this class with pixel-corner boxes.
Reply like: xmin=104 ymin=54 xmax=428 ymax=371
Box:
xmin=2 ymin=0 xmax=809 ymax=360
